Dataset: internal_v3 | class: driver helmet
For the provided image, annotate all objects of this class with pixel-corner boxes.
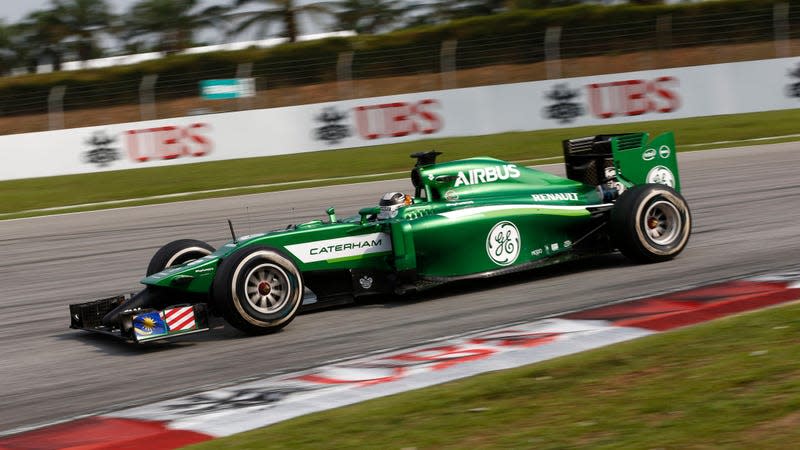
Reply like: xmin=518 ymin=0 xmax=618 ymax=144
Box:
xmin=377 ymin=192 xmax=411 ymax=219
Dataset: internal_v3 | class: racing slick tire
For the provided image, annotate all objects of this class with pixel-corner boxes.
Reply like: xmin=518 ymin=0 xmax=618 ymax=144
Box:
xmin=212 ymin=245 xmax=303 ymax=335
xmin=146 ymin=239 xmax=216 ymax=276
xmin=610 ymin=183 xmax=691 ymax=263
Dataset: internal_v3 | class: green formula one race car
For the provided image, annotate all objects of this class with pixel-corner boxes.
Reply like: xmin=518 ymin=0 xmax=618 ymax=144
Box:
xmin=69 ymin=131 xmax=691 ymax=342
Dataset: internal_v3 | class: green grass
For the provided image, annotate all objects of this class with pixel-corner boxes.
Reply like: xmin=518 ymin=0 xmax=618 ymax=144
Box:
xmin=3 ymin=109 xmax=800 ymax=219
xmin=184 ymin=302 xmax=800 ymax=450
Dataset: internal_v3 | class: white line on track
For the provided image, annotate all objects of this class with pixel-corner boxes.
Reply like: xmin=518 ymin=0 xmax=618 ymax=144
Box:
xmin=0 ymin=157 xmax=564 ymax=218
xmin=4 ymin=132 xmax=799 ymax=218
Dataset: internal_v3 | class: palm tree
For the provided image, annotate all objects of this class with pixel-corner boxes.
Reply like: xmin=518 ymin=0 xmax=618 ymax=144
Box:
xmin=228 ymin=0 xmax=335 ymax=42
xmin=17 ymin=8 xmax=69 ymax=71
xmin=330 ymin=0 xmax=410 ymax=34
xmin=122 ymin=0 xmax=230 ymax=53
xmin=407 ymin=0 xmax=509 ymax=26
xmin=10 ymin=0 xmax=112 ymax=71
xmin=0 ymin=21 xmax=18 ymax=74
xmin=51 ymin=0 xmax=114 ymax=62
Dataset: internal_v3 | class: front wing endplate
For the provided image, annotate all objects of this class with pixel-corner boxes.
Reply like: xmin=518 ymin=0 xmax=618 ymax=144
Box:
xmin=69 ymin=295 xmax=210 ymax=343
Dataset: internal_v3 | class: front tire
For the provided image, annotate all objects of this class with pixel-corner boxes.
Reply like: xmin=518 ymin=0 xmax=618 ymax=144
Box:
xmin=611 ymin=184 xmax=691 ymax=263
xmin=212 ymin=246 xmax=303 ymax=335
xmin=146 ymin=239 xmax=216 ymax=276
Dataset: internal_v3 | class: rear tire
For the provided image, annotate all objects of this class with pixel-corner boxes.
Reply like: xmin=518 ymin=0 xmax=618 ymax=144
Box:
xmin=212 ymin=245 xmax=303 ymax=335
xmin=146 ymin=239 xmax=216 ymax=276
xmin=611 ymin=184 xmax=691 ymax=263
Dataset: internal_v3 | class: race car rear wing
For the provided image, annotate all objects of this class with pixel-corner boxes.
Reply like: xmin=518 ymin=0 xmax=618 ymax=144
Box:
xmin=562 ymin=131 xmax=680 ymax=192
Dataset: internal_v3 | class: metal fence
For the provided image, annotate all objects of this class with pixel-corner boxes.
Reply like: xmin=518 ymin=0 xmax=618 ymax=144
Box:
xmin=4 ymin=3 xmax=800 ymax=135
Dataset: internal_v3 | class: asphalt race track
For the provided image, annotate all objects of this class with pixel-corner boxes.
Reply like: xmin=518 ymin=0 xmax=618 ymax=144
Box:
xmin=1 ymin=143 xmax=799 ymax=434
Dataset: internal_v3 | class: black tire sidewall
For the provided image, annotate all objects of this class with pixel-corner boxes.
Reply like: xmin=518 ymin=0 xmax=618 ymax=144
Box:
xmin=213 ymin=245 xmax=303 ymax=333
xmin=147 ymin=239 xmax=215 ymax=276
xmin=612 ymin=184 xmax=691 ymax=262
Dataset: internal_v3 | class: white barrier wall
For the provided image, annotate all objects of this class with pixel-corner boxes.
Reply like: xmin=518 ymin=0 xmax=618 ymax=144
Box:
xmin=3 ymin=56 xmax=800 ymax=181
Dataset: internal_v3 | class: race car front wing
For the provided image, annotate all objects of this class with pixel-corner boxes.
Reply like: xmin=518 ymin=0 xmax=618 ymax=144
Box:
xmin=69 ymin=294 xmax=209 ymax=343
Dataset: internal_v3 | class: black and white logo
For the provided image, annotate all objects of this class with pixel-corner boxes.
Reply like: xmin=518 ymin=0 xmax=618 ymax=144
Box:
xmin=647 ymin=166 xmax=675 ymax=187
xmin=786 ymin=63 xmax=800 ymax=98
xmin=543 ymin=83 xmax=584 ymax=124
xmin=486 ymin=221 xmax=521 ymax=266
xmin=83 ymin=131 xmax=119 ymax=167
xmin=359 ymin=276 xmax=373 ymax=289
xmin=314 ymin=107 xmax=351 ymax=145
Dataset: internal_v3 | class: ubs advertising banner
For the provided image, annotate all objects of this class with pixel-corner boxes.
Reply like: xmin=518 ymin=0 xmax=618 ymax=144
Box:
xmin=2 ymin=56 xmax=800 ymax=181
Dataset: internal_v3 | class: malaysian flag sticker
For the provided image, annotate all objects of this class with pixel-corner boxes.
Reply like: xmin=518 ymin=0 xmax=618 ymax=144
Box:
xmin=164 ymin=306 xmax=197 ymax=333
xmin=133 ymin=311 xmax=168 ymax=339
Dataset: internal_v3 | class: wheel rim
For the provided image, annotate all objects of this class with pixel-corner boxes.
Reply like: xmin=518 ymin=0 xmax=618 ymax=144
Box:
xmin=644 ymin=200 xmax=682 ymax=246
xmin=242 ymin=263 xmax=292 ymax=314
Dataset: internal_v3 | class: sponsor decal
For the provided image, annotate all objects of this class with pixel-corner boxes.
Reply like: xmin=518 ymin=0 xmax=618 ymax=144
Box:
xmin=454 ymin=164 xmax=521 ymax=187
xmin=157 ymin=385 xmax=322 ymax=416
xmin=786 ymin=63 xmax=800 ymax=98
xmin=124 ymin=123 xmax=212 ymax=163
xmin=359 ymin=276 xmax=373 ymax=290
xmin=285 ymin=233 xmax=392 ymax=263
xmin=314 ymin=107 xmax=351 ymax=145
xmin=543 ymin=83 xmax=584 ymax=123
xmin=133 ymin=311 xmax=168 ymax=338
xmin=486 ymin=221 xmax=521 ymax=266
xmin=588 ymin=76 xmax=680 ymax=118
xmin=544 ymin=77 xmax=680 ymax=123
xmin=642 ymin=148 xmax=656 ymax=161
xmin=658 ymin=144 xmax=671 ymax=159
xmin=646 ymin=165 xmax=676 ymax=187
xmin=164 ymin=306 xmax=197 ymax=332
xmin=444 ymin=189 xmax=459 ymax=201
xmin=531 ymin=248 xmax=543 ymax=256
xmin=200 ymin=78 xmax=255 ymax=99
xmin=83 ymin=131 xmax=119 ymax=167
xmin=564 ymin=240 xmax=572 ymax=248
xmin=550 ymin=243 xmax=559 ymax=251
xmin=531 ymin=192 xmax=579 ymax=202
xmin=354 ymin=99 xmax=442 ymax=140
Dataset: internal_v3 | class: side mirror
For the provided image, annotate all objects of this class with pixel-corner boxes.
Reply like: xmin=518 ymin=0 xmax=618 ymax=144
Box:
xmin=326 ymin=207 xmax=337 ymax=223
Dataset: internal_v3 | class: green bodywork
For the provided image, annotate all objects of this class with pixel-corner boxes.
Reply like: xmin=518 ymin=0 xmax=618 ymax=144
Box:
xmin=142 ymin=132 xmax=680 ymax=298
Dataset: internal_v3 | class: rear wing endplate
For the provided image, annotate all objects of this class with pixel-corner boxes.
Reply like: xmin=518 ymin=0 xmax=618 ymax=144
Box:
xmin=562 ymin=132 xmax=680 ymax=192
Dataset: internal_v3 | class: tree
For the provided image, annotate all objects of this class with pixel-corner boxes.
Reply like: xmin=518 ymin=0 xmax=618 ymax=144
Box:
xmin=405 ymin=0 xmax=509 ymax=27
xmin=122 ymin=0 xmax=229 ymax=53
xmin=51 ymin=0 xmax=114 ymax=62
xmin=330 ymin=0 xmax=411 ymax=34
xmin=0 ymin=21 xmax=18 ymax=74
xmin=17 ymin=8 xmax=69 ymax=71
xmin=510 ymin=0 xmax=581 ymax=9
xmin=228 ymin=0 xmax=335 ymax=42
xmin=12 ymin=0 xmax=113 ymax=71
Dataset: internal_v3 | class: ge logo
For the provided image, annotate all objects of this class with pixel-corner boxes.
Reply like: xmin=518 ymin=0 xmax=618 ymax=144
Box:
xmin=486 ymin=221 xmax=521 ymax=266
xmin=647 ymin=166 xmax=675 ymax=187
